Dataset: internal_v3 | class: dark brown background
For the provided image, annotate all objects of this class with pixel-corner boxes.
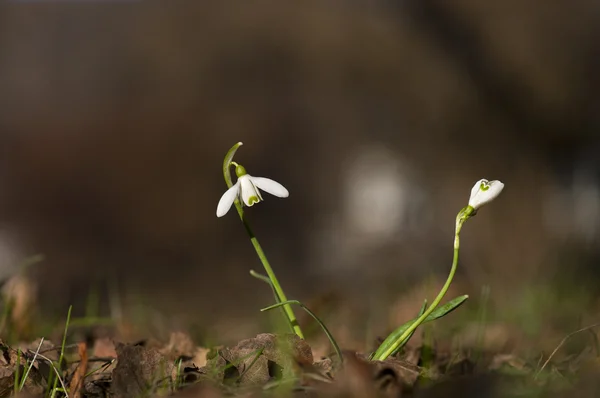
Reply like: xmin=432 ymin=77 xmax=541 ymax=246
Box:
xmin=0 ymin=0 xmax=599 ymax=345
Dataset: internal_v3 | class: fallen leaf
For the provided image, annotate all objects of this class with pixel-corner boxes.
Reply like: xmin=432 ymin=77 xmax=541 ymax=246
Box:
xmin=205 ymin=333 xmax=313 ymax=386
xmin=69 ymin=342 xmax=88 ymax=398
xmin=92 ymin=338 xmax=116 ymax=359
xmin=0 ymin=342 xmax=44 ymax=397
xmin=111 ymin=342 xmax=174 ymax=398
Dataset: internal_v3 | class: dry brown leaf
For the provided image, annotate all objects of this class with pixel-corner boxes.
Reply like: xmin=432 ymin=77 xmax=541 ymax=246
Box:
xmin=111 ymin=342 xmax=174 ymax=398
xmin=69 ymin=342 xmax=88 ymax=398
xmin=205 ymin=333 xmax=313 ymax=386
xmin=373 ymin=357 xmax=421 ymax=391
xmin=324 ymin=352 xmax=378 ymax=398
xmin=92 ymin=338 xmax=116 ymax=359
xmin=0 ymin=341 xmax=44 ymax=397
xmin=160 ymin=332 xmax=196 ymax=360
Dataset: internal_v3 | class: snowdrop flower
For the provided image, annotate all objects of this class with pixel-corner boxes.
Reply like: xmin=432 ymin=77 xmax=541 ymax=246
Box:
xmin=468 ymin=179 xmax=504 ymax=211
xmin=216 ymin=163 xmax=289 ymax=217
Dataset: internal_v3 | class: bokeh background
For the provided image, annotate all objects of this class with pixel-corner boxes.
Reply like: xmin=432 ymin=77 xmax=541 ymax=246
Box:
xmin=1 ymin=0 xmax=600 ymax=353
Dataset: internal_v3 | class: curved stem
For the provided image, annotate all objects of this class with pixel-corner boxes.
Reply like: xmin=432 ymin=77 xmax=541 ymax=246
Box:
xmin=373 ymin=207 xmax=473 ymax=360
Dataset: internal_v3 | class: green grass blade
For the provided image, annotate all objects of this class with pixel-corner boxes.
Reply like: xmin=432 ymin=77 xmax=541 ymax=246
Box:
xmin=50 ymin=305 xmax=72 ymax=395
xmin=371 ymin=295 xmax=468 ymax=360
xmin=261 ymin=300 xmax=343 ymax=365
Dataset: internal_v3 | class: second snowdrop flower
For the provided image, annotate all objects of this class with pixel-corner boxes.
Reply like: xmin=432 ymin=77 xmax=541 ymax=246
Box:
xmin=468 ymin=179 xmax=504 ymax=211
xmin=216 ymin=163 xmax=289 ymax=217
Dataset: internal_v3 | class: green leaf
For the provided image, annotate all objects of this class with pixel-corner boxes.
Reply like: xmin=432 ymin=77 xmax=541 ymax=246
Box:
xmin=249 ymin=269 xmax=272 ymax=286
xmin=390 ymin=299 xmax=427 ymax=357
xmin=250 ymin=270 xmax=281 ymax=305
xmin=370 ymin=295 xmax=468 ymax=360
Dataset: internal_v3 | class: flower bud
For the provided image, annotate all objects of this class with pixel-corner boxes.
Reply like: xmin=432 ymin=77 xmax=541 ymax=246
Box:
xmin=468 ymin=179 xmax=504 ymax=210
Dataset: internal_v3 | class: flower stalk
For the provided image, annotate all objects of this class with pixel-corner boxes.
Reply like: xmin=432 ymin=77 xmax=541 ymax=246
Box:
xmin=219 ymin=142 xmax=303 ymax=338
xmin=372 ymin=206 xmax=473 ymax=360
xmin=372 ymin=179 xmax=504 ymax=361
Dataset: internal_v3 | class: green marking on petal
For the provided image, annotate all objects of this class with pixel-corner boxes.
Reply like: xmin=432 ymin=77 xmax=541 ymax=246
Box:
xmin=248 ymin=196 xmax=260 ymax=205
xmin=480 ymin=181 xmax=490 ymax=191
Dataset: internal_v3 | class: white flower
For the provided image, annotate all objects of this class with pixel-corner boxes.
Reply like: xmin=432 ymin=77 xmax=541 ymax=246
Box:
xmin=216 ymin=165 xmax=289 ymax=217
xmin=468 ymin=179 xmax=504 ymax=210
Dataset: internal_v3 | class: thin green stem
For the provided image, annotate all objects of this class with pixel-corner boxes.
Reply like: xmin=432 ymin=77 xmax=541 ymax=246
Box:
xmin=240 ymin=210 xmax=303 ymax=337
xmin=373 ymin=207 xmax=473 ymax=360
xmin=222 ymin=143 xmax=303 ymax=339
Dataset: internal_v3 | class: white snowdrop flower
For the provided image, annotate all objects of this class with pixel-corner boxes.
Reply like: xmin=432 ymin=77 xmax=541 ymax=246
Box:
xmin=468 ymin=179 xmax=504 ymax=210
xmin=216 ymin=164 xmax=289 ymax=217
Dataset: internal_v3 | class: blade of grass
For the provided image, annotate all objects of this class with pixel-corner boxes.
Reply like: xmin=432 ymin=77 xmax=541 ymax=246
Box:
xmin=50 ymin=305 xmax=72 ymax=394
xmin=261 ymin=300 xmax=343 ymax=365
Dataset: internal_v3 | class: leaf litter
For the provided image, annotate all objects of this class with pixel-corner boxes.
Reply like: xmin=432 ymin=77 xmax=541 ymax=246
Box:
xmin=0 ymin=324 xmax=596 ymax=398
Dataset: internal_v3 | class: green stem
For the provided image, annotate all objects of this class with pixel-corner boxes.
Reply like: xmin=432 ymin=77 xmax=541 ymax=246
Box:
xmin=373 ymin=206 xmax=473 ymax=360
xmin=239 ymin=209 xmax=303 ymax=338
xmin=222 ymin=143 xmax=303 ymax=339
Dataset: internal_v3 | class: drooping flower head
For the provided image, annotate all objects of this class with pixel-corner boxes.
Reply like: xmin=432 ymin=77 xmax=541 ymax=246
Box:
xmin=216 ymin=162 xmax=289 ymax=217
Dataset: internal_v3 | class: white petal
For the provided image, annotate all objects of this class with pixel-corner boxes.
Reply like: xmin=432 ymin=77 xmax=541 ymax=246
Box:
xmin=470 ymin=179 xmax=488 ymax=203
xmin=250 ymin=176 xmax=289 ymax=198
xmin=216 ymin=182 xmax=240 ymax=217
xmin=468 ymin=179 xmax=504 ymax=209
xmin=486 ymin=180 xmax=504 ymax=200
xmin=239 ymin=175 xmax=262 ymax=207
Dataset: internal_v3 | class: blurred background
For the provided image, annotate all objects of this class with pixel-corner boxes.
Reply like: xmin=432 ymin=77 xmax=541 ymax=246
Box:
xmin=0 ymin=0 xmax=599 ymax=353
